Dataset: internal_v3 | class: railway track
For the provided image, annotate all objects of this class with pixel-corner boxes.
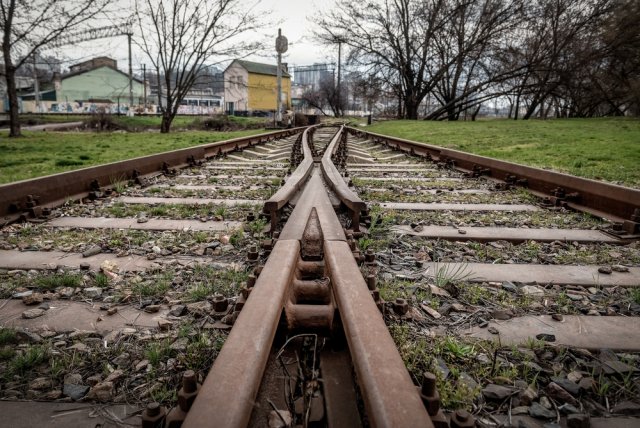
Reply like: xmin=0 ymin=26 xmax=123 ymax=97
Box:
xmin=0 ymin=124 xmax=638 ymax=427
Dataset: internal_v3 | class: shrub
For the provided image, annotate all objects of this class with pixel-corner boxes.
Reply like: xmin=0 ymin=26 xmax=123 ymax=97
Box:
xmin=83 ymin=109 xmax=126 ymax=132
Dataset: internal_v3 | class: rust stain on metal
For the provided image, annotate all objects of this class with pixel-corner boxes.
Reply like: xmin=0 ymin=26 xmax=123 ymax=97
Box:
xmin=301 ymin=207 xmax=324 ymax=260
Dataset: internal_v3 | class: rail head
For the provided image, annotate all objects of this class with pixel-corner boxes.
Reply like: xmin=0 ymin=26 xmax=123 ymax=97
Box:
xmin=324 ymin=239 xmax=433 ymax=427
xmin=263 ymin=125 xmax=319 ymax=232
xmin=320 ymin=126 xmax=367 ymax=230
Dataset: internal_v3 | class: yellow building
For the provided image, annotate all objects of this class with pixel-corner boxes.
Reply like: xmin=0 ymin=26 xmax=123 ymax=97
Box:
xmin=223 ymin=59 xmax=291 ymax=114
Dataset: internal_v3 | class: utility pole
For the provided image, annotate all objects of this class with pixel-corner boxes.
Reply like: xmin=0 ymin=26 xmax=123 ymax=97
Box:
xmin=275 ymin=28 xmax=288 ymax=126
xmin=128 ymin=32 xmax=133 ymax=112
xmin=32 ymin=53 xmax=40 ymax=113
xmin=143 ymin=64 xmax=147 ymax=112
xmin=337 ymin=40 xmax=342 ymax=117
xmin=156 ymin=54 xmax=162 ymax=113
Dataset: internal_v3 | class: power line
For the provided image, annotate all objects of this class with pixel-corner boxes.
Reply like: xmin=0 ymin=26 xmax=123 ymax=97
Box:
xmin=48 ymin=23 xmax=133 ymax=48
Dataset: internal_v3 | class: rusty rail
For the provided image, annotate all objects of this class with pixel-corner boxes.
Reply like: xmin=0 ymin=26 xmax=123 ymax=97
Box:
xmin=324 ymin=240 xmax=433 ymax=427
xmin=347 ymin=127 xmax=640 ymax=234
xmin=263 ymin=125 xmax=318 ymax=232
xmin=0 ymin=127 xmax=304 ymax=224
xmin=183 ymin=127 xmax=436 ymax=427
xmin=182 ymin=239 xmax=301 ymax=427
xmin=321 ymin=126 xmax=367 ymax=231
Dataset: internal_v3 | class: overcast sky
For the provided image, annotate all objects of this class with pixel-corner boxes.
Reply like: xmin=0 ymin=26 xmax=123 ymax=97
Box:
xmin=45 ymin=0 xmax=338 ymax=74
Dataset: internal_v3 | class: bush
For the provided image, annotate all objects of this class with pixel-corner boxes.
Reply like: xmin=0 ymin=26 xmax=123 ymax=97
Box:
xmin=199 ymin=116 xmax=236 ymax=131
xmin=83 ymin=109 xmax=126 ymax=132
xmin=197 ymin=115 xmax=266 ymax=131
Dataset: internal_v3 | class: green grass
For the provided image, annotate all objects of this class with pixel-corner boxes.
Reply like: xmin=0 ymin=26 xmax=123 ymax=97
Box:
xmin=145 ymin=339 xmax=174 ymax=366
xmin=185 ymin=266 xmax=248 ymax=301
xmin=8 ymin=345 xmax=48 ymax=376
xmin=0 ymin=128 xmax=266 ymax=184
xmin=366 ymin=118 xmax=640 ymax=187
xmin=0 ymin=328 xmax=17 ymax=346
xmin=35 ymin=273 xmax=82 ymax=290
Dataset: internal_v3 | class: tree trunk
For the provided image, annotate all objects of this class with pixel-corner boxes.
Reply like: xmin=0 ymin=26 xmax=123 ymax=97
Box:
xmin=405 ymin=103 xmax=419 ymax=120
xmin=2 ymin=50 xmax=21 ymax=137
xmin=471 ymin=104 xmax=481 ymax=121
xmin=160 ymin=111 xmax=173 ymax=133
xmin=5 ymin=67 xmax=21 ymax=137
xmin=446 ymin=103 xmax=458 ymax=121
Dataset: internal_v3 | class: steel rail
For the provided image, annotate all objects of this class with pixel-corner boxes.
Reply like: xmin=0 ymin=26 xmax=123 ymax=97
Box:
xmin=263 ymin=125 xmax=319 ymax=231
xmin=184 ymin=126 xmax=433 ymax=427
xmin=184 ymin=125 xmax=320 ymax=428
xmin=321 ymin=126 xmax=367 ymax=231
xmin=347 ymin=127 xmax=640 ymax=231
xmin=182 ymin=239 xmax=300 ymax=428
xmin=0 ymin=127 xmax=305 ymax=224
xmin=324 ymin=240 xmax=433 ymax=428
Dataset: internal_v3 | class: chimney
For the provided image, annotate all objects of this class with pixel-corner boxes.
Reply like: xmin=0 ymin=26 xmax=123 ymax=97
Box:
xmin=282 ymin=63 xmax=288 ymax=72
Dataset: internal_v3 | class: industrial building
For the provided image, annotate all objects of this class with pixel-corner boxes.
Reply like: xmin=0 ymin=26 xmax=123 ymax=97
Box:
xmin=18 ymin=57 xmax=145 ymax=113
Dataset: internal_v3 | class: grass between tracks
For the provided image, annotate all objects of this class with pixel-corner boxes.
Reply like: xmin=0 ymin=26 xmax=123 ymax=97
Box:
xmin=364 ymin=118 xmax=640 ymax=187
xmin=0 ymin=129 xmax=265 ymax=184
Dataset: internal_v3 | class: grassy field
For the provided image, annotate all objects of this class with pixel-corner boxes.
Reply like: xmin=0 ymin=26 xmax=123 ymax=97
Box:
xmin=365 ymin=118 xmax=640 ymax=187
xmin=0 ymin=129 xmax=265 ymax=184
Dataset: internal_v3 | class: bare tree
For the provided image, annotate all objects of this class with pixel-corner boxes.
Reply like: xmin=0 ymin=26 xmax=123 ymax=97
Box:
xmin=135 ymin=0 xmax=266 ymax=133
xmin=503 ymin=0 xmax=612 ymax=119
xmin=351 ymin=73 xmax=382 ymax=114
xmin=427 ymin=0 xmax=524 ymax=120
xmin=315 ymin=0 xmax=450 ymax=119
xmin=315 ymin=0 xmax=523 ymax=120
xmin=301 ymin=75 xmax=344 ymax=116
xmin=0 ymin=0 xmax=109 ymax=137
